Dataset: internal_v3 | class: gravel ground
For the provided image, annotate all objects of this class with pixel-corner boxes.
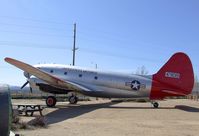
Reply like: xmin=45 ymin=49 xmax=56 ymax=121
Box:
xmin=12 ymin=99 xmax=199 ymax=136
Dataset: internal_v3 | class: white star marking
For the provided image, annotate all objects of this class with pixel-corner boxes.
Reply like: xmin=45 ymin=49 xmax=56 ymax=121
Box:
xmin=132 ymin=81 xmax=139 ymax=90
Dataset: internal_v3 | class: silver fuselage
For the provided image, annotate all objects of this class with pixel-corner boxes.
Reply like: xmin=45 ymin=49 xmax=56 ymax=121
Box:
xmin=28 ymin=64 xmax=153 ymax=98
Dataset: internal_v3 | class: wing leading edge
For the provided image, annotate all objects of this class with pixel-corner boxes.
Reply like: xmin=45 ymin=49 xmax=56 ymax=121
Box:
xmin=4 ymin=57 xmax=92 ymax=93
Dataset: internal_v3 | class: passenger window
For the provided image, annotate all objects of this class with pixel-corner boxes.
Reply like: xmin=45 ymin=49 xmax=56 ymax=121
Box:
xmin=50 ymin=70 xmax=54 ymax=73
xmin=64 ymin=72 xmax=67 ymax=75
xmin=94 ymin=76 xmax=98 ymax=80
xmin=79 ymin=74 xmax=82 ymax=77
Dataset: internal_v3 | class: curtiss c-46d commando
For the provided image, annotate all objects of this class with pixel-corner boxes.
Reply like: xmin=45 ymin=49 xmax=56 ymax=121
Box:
xmin=5 ymin=52 xmax=194 ymax=108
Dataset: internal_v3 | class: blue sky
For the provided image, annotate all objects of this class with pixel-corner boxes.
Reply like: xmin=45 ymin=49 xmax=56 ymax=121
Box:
xmin=0 ymin=0 xmax=199 ymax=85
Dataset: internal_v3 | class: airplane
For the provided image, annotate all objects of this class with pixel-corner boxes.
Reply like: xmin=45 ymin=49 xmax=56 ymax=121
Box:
xmin=5 ymin=52 xmax=194 ymax=108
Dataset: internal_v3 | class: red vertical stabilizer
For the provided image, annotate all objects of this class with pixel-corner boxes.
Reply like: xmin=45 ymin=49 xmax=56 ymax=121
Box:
xmin=150 ymin=52 xmax=194 ymax=100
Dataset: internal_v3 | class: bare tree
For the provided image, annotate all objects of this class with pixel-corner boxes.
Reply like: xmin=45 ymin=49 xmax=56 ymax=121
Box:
xmin=136 ymin=66 xmax=149 ymax=75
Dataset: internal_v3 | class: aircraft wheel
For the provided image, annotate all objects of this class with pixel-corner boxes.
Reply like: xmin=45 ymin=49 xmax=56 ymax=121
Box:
xmin=153 ymin=102 xmax=159 ymax=108
xmin=69 ymin=95 xmax=78 ymax=104
xmin=46 ymin=96 xmax=57 ymax=107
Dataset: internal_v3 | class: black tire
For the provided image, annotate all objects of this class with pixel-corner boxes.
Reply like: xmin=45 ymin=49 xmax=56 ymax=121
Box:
xmin=46 ymin=96 xmax=57 ymax=107
xmin=153 ymin=102 xmax=159 ymax=108
xmin=69 ymin=96 xmax=78 ymax=104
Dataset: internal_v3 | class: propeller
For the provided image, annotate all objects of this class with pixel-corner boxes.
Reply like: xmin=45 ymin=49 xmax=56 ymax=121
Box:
xmin=21 ymin=81 xmax=33 ymax=93
xmin=21 ymin=81 xmax=29 ymax=89
xmin=30 ymin=86 xmax=33 ymax=93
xmin=21 ymin=72 xmax=33 ymax=93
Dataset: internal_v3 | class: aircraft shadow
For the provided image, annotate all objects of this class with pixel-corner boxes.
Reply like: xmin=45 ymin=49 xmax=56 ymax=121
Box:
xmin=43 ymin=102 xmax=174 ymax=125
xmin=28 ymin=102 xmax=197 ymax=125
xmin=108 ymin=106 xmax=174 ymax=109
xmin=45 ymin=102 xmax=119 ymax=125
xmin=175 ymin=105 xmax=199 ymax=112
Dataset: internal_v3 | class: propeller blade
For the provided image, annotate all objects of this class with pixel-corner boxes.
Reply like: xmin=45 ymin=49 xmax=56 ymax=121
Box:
xmin=21 ymin=81 xmax=29 ymax=89
xmin=30 ymin=87 xmax=33 ymax=93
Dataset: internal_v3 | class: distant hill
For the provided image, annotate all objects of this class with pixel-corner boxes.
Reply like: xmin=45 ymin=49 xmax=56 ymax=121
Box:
xmin=9 ymin=85 xmax=42 ymax=94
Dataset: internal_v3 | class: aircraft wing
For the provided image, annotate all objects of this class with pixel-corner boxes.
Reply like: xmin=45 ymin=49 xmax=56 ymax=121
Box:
xmin=4 ymin=58 xmax=92 ymax=93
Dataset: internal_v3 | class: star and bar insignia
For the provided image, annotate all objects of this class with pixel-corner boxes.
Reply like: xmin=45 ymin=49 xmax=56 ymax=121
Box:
xmin=125 ymin=80 xmax=146 ymax=91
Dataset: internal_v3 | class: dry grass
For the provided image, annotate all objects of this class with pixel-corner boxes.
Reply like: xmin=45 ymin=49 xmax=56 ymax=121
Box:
xmin=28 ymin=117 xmax=47 ymax=128
xmin=11 ymin=110 xmax=47 ymax=131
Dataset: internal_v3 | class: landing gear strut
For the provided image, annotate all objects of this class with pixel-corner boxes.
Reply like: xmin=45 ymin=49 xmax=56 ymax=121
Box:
xmin=68 ymin=95 xmax=78 ymax=104
xmin=151 ymin=101 xmax=159 ymax=108
xmin=46 ymin=96 xmax=57 ymax=107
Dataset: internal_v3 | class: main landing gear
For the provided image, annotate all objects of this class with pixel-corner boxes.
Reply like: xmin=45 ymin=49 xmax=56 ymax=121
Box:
xmin=46 ymin=95 xmax=79 ymax=107
xmin=151 ymin=101 xmax=159 ymax=108
xmin=46 ymin=96 xmax=57 ymax=107
xmin=68 ymin=95 xmax=78 ymax=104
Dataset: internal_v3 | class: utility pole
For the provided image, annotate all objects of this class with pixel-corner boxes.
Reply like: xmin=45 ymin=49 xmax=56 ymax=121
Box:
xmin=72 ymin=23 xmax=78 ymax=66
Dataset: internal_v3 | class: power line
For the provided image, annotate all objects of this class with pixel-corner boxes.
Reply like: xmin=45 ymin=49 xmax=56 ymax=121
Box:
xmin=1 ymin=42 xmax=199 ymax=71
xmin=0 ymin=40 xmax=72 ymax=49
xmin=0 ymin=29 xmax=73 ymax=38
xmin=0 ymin=19 xmax=173 ymax=53
xmin=0 ymin=22 xmax=73 ymax=31
xmin=1 ymin=41 xmax=195 ymax=65
xmin=0 ymin=42 xmax=161 ymax=63
xmin=0 ymin=15 xmax=72 ymax=25
xmin=80 ymin=47 xmax=162 ymax=63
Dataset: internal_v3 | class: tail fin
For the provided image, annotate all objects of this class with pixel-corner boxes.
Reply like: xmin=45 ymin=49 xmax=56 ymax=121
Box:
xmin=150 ymin=52 xmax=194 ymax=100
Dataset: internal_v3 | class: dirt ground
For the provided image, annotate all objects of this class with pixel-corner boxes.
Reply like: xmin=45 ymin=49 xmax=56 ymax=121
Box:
xmin=12 ymin=99 xmax=199 ymax=136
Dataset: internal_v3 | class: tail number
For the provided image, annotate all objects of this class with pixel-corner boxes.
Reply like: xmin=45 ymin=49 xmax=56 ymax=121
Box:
xmin=165 ymin=72 xmax=180 ymax=79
